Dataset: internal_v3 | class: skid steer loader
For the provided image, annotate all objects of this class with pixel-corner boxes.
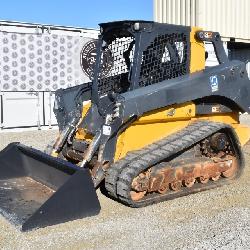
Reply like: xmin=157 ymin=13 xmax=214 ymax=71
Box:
xmin=1 ymin=20 xmax=250 ymax=231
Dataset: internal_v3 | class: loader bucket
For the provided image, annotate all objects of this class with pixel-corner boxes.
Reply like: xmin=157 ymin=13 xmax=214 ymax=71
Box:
xmin=0 ymin=143 xmax=100 ymax=231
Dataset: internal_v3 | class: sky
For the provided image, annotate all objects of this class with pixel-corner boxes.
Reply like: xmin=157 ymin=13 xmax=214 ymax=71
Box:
xmin=0 ymin=0 xmax=153 ymax=29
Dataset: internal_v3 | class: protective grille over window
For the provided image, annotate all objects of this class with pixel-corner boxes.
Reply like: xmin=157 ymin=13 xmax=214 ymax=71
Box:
xmin=98 ymin=36 xmax=135 ymax=95
xmin=139 ymin=33 xmax=188 ymax=87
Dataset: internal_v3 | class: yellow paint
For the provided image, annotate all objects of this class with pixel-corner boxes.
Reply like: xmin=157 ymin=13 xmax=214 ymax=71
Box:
xmin=114 ymin=102 xmax=196 ymax=161
xmin=234 ymin=125 xmax=250 ymax=146
xmin=134 ymin=102 xmax=195 ymax=124
xmin=190 ymin=27 xmax=205 ymax=73
xmin=114 ymin=106 xmax=250 ymax=162
xmin=51 ymin=150 xmax=58 ymax=157
xmin=75 ymin=101 xmax=93 ymax=141
xmin=81 ymin=101 xmax=91 ymax=118
xmin=75 ymin=128 xmax=93 ymax=141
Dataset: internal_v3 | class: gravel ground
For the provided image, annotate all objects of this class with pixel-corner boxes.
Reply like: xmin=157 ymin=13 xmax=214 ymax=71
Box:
xmin=0 ymin=122 xmax=249 ymax=250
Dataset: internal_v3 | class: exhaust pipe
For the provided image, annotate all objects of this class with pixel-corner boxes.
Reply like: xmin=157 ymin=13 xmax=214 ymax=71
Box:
xmin=0 ymin=143 xmax=100 ymax=231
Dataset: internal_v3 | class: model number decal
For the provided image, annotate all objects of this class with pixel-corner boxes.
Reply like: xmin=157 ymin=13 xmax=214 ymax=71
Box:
xmin=210 ymin=75 xmax=219 ymax=92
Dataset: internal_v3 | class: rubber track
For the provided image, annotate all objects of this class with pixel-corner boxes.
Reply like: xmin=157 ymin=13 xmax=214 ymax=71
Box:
xmin=105 ymin=120 xmax=242 ymax=206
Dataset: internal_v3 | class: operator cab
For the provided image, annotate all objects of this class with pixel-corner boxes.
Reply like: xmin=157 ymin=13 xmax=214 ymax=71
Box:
xmin=92 ymin=21 xmax=190 ymax=99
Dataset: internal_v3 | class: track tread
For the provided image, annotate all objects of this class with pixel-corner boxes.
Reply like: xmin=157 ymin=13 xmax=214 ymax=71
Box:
xmin=105 ymin=120 xmax=242 ymax=206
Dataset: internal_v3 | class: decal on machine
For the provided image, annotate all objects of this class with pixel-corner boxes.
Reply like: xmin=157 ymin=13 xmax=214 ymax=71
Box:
xmin=103 ymin=125 xmax=112 ymax=136
xmin=210 ymin=75 xmax=219 ymax=92
xmin=80 ymin=40 xmax=113 ymax=80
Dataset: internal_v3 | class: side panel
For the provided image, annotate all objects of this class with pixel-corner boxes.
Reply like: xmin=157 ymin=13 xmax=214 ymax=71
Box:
xmin=115 ymin=102 xmax=250 ymax=162
xmin=114 ymin=102 xmax=195 ymax=161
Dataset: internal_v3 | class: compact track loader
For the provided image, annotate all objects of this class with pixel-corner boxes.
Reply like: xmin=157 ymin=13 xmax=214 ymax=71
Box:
xmin=1 ymin=21 xmax=250 ymax=231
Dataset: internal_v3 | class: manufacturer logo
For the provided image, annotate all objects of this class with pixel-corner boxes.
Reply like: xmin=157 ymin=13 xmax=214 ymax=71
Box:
xmin=210 ymin=75 xmax=219 ymax=92
xmin=80 ymin=39 xmax=113 ymax=79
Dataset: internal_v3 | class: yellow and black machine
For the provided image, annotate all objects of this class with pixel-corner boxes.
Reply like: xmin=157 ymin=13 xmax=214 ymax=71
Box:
xmin=1 ymin=21 xmax=250 ymax=231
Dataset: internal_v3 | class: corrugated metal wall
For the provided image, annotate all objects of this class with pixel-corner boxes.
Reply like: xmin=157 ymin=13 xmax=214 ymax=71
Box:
xmin=154 ymin=0 xmax=197 ymax=26
xmin=154 ymin=0 xmax=250 ymax=42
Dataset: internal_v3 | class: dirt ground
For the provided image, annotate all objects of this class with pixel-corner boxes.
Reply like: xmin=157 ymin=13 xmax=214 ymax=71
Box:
xmin=0 ymin=121 xmax=249 ymax=250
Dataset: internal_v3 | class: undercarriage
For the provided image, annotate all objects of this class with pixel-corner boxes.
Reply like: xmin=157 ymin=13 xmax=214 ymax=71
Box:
xmin=105 ymin=120 xmax=243 ymax=207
